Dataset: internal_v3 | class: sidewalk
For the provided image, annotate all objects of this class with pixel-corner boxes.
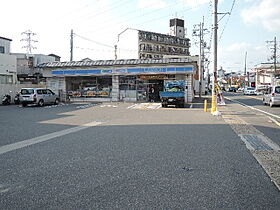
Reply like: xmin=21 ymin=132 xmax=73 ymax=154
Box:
xmin=217 ymin=97 xmax=280 ymax=191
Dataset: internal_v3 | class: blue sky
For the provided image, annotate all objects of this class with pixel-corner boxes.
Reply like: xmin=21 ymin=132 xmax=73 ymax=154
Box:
xmin=1 ymin=0 xmax=279 ymax=73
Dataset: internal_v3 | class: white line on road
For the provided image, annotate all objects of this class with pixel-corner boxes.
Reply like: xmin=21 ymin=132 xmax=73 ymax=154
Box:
xmin=0 ymin=121 xmax=102 ymax=155
xmin=225 ymin=96 xmax=280 ymax=120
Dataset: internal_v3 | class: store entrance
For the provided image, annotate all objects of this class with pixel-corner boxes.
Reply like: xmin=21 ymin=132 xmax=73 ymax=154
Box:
xmin=148 ymin=80 xmax=164 ymax=102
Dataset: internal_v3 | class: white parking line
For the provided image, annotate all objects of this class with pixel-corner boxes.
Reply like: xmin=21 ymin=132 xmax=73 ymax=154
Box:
xmin=225 ymin=97 xmax=280 ymax=120
xmin=127 ymin=103 xmax=161 ymax=109
xmin=0 ymin=121 xmax=102 ymax=155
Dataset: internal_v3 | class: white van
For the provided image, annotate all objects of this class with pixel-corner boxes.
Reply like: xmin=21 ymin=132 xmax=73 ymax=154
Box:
xmin=20 ymin=88 xmax=59 ymax=107
xmin=262 ymin=86 xmax=280 ymax=107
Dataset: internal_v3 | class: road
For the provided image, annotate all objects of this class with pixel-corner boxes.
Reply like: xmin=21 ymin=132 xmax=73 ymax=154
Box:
xmin=0 ymin=102 xmax=280 ymax=209
xmin=223 ymin=92 xmax=280 ymax=146
xmin=224 ymin=91 xmax=280 ymax=119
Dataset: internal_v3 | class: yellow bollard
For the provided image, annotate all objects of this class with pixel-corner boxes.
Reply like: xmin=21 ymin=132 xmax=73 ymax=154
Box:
xmin=211 ymin=92 xmax=217 ymax=114
xmin=204 ymin=100 xmax=208 ymax=112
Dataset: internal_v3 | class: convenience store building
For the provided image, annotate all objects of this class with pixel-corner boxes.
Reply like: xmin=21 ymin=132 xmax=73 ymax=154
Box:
xmin=38 ymin=58 xmax=197 ymax=104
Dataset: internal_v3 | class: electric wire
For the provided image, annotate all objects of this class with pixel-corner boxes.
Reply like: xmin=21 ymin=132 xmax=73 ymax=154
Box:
xmin=72 ymin=0 xmax=134 ymax=25
xmin=89 ymin=1 xmax=200 ymax=34
xmin=219 ymin=0 xmax=236 ymax=42
xmin=74 ymin=33 xmax=114 ymax=48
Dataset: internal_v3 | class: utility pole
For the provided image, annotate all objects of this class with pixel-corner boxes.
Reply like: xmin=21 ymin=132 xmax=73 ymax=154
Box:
xmin=211 ymin=0 xmax=218 ymax=114
xmin=193 ymin=17 xmax=207 ymax=97
xmin=244 ymin=51 xmax=247 ymax=87
xmin=114 ymin=45 xmax=117 ymax=60
xmin=21 ymin=30 xmax=38 ymax=54
xmin=266 ymin=36 xmax=278 ymax=85
xmin=70 ymin=29 xmax=74 ymax=61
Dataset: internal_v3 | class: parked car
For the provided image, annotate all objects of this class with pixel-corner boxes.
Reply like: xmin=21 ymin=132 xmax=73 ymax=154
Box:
xmin=19 ymin=88 xmax=59 ymax=107
xmin=228 ymin=87 xmax=237 ymax=92
xmin=243 ymin=87 xmax=256 ymax=95
xmin=262 ymin=85 xmax=280 ymax=107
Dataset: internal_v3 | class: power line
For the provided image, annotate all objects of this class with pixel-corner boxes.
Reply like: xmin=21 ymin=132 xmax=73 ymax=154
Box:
xmin=71 ymin=0 xmax=133 ymax=25
xmin=219 ymin=0 xmax=236 ymax=42
xmin=89 ymin=2 xmax=197 ymax=34
xmin=74 ymin=33 xmax=114 ymax=48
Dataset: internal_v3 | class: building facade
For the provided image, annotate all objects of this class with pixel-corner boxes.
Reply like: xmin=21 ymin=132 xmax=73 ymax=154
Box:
xmin=38 ymin=58 xmax=197 ymax=104
xmin=117 ymin=18 xmax=190 ymax=60
xmin=0 ymin=36 xmax=17 ymax=84
xmin=253 ymin=63 xmax=280 ymax=90
xmin=12 ymin=53 xmax=60 ymax=84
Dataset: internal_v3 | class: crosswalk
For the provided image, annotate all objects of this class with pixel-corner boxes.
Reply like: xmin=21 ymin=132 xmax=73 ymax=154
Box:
xmin=127 ymin=103 xmax=162 ymax=110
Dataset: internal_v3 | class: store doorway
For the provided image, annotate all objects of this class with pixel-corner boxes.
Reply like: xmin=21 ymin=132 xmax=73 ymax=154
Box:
xmin=148 ymin=80 xmax=164 ymax=102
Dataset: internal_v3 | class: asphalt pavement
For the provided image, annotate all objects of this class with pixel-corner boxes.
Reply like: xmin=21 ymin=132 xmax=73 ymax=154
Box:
xmin=0 ymin=101 xmax=280 ymax=209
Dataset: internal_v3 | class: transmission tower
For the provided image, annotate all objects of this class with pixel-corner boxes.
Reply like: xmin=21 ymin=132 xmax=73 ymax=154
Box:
xmin=21 ymin=30 xmax=38 ymax=54
xmin=266 ymin=36 xmax=279 ymax=85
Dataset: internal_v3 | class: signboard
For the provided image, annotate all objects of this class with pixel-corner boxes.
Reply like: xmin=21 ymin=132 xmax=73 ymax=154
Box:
xmin=139 ymin=75 xmax=169 ymax=80
xmin=68 ymin=90 xmax=111 ymax=98
xmin=52 ymin=66 xmax=194 ymax=75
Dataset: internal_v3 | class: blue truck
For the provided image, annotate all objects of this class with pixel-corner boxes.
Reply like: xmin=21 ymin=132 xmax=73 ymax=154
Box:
xmin=159 ymin=80 xmax=185 ymax=108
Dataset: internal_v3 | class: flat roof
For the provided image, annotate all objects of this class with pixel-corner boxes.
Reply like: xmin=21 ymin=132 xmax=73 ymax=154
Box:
xmin=0 ymin=36 xmax=12 ymax=41
xmin=38 ymin=58 xmax=195 ymax=68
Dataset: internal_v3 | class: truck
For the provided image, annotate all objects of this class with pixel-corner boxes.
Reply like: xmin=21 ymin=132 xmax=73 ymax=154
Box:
xmin=159 ymin=80 xmax=185 ymax=108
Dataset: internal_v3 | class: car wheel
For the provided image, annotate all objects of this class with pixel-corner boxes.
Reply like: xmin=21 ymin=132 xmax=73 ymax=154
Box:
xmin=54 ymin=98 xmax=59 ymax=105
xmin=38 ymin=99 xmax=44 ymax=107
xmin=263 ymin=99 xmax=266 ymax=105
xmin=269 ymin=101 xmax=273 ymax=107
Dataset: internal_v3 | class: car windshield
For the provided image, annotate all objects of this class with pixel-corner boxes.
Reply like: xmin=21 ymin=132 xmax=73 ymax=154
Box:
xmin=246 ymin=87 xmax=255 ymax=90
xmin=20 ymin=89 xmax=34 ymax=95
xmin=275 ymin=86 xmax=280 ymax=93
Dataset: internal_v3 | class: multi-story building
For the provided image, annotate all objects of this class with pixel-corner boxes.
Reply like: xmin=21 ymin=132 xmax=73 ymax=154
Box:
xmin=117 ymin=18 xmax=190 ymax=60
xmin=0 ymin=36 xmax=17 ymax=84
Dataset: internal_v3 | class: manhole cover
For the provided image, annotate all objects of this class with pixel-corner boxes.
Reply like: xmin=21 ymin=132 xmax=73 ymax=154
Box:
xmin=239 ymin=134 xmax=273 ymax=151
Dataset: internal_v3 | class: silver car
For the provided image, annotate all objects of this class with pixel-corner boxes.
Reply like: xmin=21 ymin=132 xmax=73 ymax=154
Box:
xmin=243 ymin=87 xmax=256 ymax=95
xmin=263 ymin=85 xmax=280 ymax=107
xmin=20 ymin=88 xmax=59 ymax=107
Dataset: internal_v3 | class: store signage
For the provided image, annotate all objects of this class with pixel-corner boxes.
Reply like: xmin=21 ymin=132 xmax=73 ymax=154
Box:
xmin=52 ymin=66 xmax=194 ymax=75
xmin=139 ymin=75 xmax=169 ymax=80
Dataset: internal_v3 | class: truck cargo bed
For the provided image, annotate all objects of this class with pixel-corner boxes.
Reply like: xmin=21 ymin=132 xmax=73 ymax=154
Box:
xmin=159 ymin=91 xmax=185 ymax=98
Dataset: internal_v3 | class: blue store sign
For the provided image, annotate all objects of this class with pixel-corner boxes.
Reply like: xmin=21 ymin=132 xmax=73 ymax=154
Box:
xmin=52 ymin=66 xmax=194 ymax=75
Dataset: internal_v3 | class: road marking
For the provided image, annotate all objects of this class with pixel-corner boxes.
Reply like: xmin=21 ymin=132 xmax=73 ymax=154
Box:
xmin=127 ymin=103 xmax=161 ymax=110
xmin=0 ymin=121 xmax=102 ymax=155
xmin=225 ymin=96 xmax=280 ymax=120
xmin=247 ymin=95 xmax=263 ymax=101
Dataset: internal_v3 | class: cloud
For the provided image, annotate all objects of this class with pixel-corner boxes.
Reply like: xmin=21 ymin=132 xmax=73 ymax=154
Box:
xmin=225 ymin=42 xmax=251 ymax=52
xmin=177 ymin=0 xmax=209 ymax=8
xmin=241 ymin=0 xmax=280 ymax=31
xmin=137 ymin=0 xmax=168 ymax=9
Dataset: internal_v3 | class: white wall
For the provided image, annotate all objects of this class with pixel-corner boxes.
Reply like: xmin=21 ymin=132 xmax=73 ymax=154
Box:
xmin=0 ymin=84 xmax=46 ymax=102
xmin=0 ymin=54 xmax=17 ymax=84
xmin=0 ymin=54 xmax=16 ymax=74
xmin=117 ymin=29 xmax=139 ymax=59
xmin=0 ymin=39 xmax=11 ymax=54
xmin=33 ymin=54 xmax=55 ymax=66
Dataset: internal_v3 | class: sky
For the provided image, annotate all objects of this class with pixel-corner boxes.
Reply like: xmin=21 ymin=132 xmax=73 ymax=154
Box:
xmin=1 ymin=0 xmax=280 ymax=73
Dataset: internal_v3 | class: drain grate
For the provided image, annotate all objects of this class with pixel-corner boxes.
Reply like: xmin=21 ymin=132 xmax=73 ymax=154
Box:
xmin=239 ymin=134 xmax=273 ymax=151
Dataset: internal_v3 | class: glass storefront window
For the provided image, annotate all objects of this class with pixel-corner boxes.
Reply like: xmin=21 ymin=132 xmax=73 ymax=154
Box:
xmin=119 ymin=76 xmax=137 ymax=90
xmin=66 ymin=76 xmax=112 ymax=98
